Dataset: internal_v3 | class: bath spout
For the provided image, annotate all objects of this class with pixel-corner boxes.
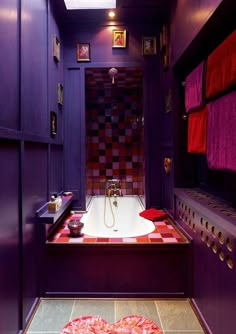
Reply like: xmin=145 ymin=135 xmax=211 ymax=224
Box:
xmin=106 ymin=179 xmax=122 ymax=197
xmin=107 ymin=188 xmax=123 ymax=197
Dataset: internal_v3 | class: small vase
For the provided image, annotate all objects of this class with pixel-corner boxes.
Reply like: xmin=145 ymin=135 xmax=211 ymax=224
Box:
xmin=68 ymin=220 xmax=84 ymax=237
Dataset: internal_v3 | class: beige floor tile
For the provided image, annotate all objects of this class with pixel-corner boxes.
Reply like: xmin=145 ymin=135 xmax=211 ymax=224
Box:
xmin=25 ymin=298 xmax=205 ymax=333
xmin=155 ymin=299 xmax=203 ymax=331
xmin=115 ymin=300 xmax=162 ymax=329
xmin=26 ymin=299 xmax=74 ymax=333
xmin=72 ymin=299 xmax=115 ymax=323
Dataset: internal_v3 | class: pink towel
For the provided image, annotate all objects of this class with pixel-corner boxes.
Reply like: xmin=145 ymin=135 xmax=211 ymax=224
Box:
xmin=206 ymin=30 xmax=236 ymax=100
xmin=207 ymin=90 xmax=236 ymax=171
xmin=185 ymin=62 xmax=204 ymax=113
xmin=188 ymin=106 xmax=207 ymax=154
xmin=139 ymin=208 xmax=168 ymax=221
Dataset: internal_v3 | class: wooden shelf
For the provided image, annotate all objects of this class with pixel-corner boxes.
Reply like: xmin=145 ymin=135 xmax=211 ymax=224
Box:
xmin=36 ymin=195 xmax=73 ymax=224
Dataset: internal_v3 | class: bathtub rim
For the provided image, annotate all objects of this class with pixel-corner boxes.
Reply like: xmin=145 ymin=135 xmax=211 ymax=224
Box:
xmin=81 ymin=195 xmax=156 ymax=238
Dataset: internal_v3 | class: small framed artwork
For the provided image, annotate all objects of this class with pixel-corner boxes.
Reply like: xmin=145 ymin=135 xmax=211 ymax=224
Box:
xmin=142 ymin=36 xmax=157 ymax=55
xmin=76 ymin=43 xmax=91 ymax=62
xmin=112 ymin=29 xmax=127 ymax=48
xmin=50 ymin=111 xmax=57 ymax=136
xmin=53 ymin=35 xmax=60 ymax=62
xmin=160 ymin=24 xmax=167 ymax=51
xmin=57 ymin=83 xmax=63 ymax=105
xmin=160 ymin=24 xmax=169 ymax=71
xmin=165 ymin=88 xmax=172 ymax=113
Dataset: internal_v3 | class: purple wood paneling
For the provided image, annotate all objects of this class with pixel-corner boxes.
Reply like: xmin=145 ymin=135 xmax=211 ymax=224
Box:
xmin=21 ymin=142 xmax=48 ymax=327
xmin=171 ymin=0 xmax=222 ymax=65
xmin=48 ymin=1 xmax=64 ymax=142
xmin=0 ymin=0 xmax=19 ymax=130
xmin=21 ymin=0 xmax=48 ymax=137
xmin=169 ymin=2 xmax=236 ymax=333
xmin=159 ymin=68 xmax=174 ymax=210
xmin=0 ymin=141 xmax=20 ymax=334
xmin=63 ymin=24 xmax=147 ymax=65
xmin=64 ymin=68 xmax=84 ymax=209
xmin=0 ymin=0 xmax=64 ymax=332
xmin=49 ymin=144 xmax=64 ymax=194
xmin=45 ymin=243 xmax=190 ymax=297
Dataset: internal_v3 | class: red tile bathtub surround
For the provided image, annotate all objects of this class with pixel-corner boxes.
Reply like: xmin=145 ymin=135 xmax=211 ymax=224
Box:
xmin=47 ymin=214 xmax=186 ymax=244
xmin=85 ymin=67 xmax=144 ymax=196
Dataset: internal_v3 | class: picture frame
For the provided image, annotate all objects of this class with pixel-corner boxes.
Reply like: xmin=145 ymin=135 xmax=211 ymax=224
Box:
xmin=142 ymin=36 xmax=157 ymax=56
xmin=160 ymin=24 xmax=167 ymax=51
xmin=112 ymin=29 xmax=127 ymax=48
xmin=50 ymin=111 xmax=57 ymax=136
xmin=57 ymin=83 xmax=63 ymax=105
xmin=53 ymin=35 xmax=60 ymax=62
xmin=160 ymin=24 xmax=169 ymax=71
xmin=76 ymin=43 xmax=91 ymax=62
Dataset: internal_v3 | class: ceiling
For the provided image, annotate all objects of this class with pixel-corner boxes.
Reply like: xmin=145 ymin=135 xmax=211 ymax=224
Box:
xmin=51 ymin=0 xmax=173 ymax=26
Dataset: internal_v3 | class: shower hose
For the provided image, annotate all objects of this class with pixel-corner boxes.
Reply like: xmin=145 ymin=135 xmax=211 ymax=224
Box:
xmin=104 ymin=195 xmax=115 ymax=228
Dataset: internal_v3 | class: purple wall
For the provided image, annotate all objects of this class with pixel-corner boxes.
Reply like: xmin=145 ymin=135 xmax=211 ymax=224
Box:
xmin=0 ymin=141 xmax=20 ymax=333
xmin=0 ymin=0 xmax=64 ymax=332
xmin=0 ymin=0 xmax=19 ymax=130
xmin=170 ymin=0 xmax=222 ymax=66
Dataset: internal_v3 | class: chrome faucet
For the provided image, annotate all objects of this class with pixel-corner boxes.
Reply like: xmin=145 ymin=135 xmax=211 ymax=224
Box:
xmin=106 ymin=179 xmax=123 ymax=197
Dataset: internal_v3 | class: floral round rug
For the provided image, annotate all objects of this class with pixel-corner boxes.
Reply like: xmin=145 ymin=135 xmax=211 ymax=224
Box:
xmin=61 ymin=315 xmax=163 ymax=333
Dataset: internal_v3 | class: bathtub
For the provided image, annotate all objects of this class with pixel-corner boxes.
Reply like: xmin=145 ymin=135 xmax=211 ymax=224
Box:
xmin=80 ymin=195 xmax=155 ymax=238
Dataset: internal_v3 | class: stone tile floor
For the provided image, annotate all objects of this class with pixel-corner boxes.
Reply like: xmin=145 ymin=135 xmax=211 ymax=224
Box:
xmin=24 ymin=298 xmax=205 ymax=334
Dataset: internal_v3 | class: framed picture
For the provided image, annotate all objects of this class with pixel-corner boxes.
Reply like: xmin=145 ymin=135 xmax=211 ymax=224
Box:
xmin=53 ymin=35 xmax=60 ymax=62
xmin=165 ymin=88 xmax=172 ymax=113
xmin=76 ymin=43 xmax=91 ymax=62
xmin=160 ymin=24 xmax=169 ymax=71
xmin=160 ymin=24 xmax=167 ymax=51
xmin=57 ymin=83 xmax=63 ymax=105
xmin=50 ymin=111 xmax=57 ymax=136
xmin=112 ymin=29 xmax=127 ymax=48
xmin=142 ymin=36 xmax=157 ymax=55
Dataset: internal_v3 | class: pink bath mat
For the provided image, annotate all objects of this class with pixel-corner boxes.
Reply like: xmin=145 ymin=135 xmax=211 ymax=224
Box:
xmin=60 ymin=315 xmax=163 ymax=333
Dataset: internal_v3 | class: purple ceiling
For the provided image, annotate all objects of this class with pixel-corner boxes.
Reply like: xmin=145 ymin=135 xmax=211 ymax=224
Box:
xmin=51 ymin=0 xmax=174 ymax=25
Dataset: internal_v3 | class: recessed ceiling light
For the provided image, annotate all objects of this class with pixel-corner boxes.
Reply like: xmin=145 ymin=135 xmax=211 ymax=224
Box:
xmin=108 ymin=10 xmax=115 ymax=18
xmin=64 ymin=0 xmax=116 ymax=10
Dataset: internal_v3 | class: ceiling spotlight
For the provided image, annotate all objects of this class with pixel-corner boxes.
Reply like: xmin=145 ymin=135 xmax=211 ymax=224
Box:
xmin=108 ymin=10 xmax=115 ymax=18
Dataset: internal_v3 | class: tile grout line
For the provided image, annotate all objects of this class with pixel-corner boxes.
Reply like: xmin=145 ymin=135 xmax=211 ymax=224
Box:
xmin=154 ymin=300 xmax=165 ymax=333
xmin=69 ymin=299 xmax=75 ymax=321
xmin=114 ymin=300 xmax=117 ymax=322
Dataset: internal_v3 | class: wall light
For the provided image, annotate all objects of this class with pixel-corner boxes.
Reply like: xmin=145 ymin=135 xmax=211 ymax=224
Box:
xmin=64 ymin=0 xmax=116 ymax=9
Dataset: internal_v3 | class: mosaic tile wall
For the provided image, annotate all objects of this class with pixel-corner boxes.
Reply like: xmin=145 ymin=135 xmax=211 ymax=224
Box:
xmin=85 ymin=67 xmax=145 ymax=196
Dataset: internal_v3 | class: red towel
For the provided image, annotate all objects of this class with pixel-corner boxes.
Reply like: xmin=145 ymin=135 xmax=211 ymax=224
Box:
xmin=188 ymin=105 xmax=207 ymax=154
xmin=139 ymin=208 xmax=168 ymax=221
xmin=206 ymin=30 xmax=236 ymax=100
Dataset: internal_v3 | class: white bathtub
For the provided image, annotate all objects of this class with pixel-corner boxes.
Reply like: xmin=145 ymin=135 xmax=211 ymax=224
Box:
xmin=80 ymin=195 xmax=155 ymax=238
